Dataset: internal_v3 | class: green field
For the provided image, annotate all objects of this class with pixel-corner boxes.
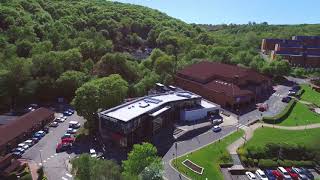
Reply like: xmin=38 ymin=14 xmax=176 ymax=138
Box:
xmin=301 ymin=84 xmax=320 ymax=107
xmin=172 ymin=130 xmax=244 ymax=180
xmin=278 ymin=102 xmax=320 ymax=126
xmin=243 ymin=127 xmax=320 ymax=149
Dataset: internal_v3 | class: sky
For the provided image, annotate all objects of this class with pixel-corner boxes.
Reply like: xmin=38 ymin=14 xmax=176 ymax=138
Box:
xmin=115 ymin=0 xmax=320 ymax=25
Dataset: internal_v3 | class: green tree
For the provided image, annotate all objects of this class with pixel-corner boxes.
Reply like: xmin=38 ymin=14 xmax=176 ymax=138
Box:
xmin=72 ymin=154 xmax=121 ymax=180
xmin=122 ymin=143 xmax=161 ymax=178
xmin=139 ymin=158 xmax=163 ymax=180
xmin=56 ymin=71 xmax=89 ymax=99
xmin=72 ymin=74 xmax=128 ymax=130
xmin=16 ymin=40 xmax=33 ymax=58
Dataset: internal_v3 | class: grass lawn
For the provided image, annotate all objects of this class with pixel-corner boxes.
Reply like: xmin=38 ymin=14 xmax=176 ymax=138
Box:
xmin=172 ymin=130 xmax=244 ymax=180
xmin=278 ymin=102 xmax=320 ymax=126
xmin=243 ymin=127 xmax=320 ymax=149
xmin=301 ymin=84 xmax=320 ymax=107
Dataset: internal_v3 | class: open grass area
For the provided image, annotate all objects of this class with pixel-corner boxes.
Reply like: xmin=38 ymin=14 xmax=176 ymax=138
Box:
xmin=278 ymin=102 xmax=320 ymax=126
xmin=172 ymin=130 xmax=244 ymax=180
xmin=243 ymin=127 xmax=320 ymax=149
xmin=301 ymin=84 xmax=320 ymax=107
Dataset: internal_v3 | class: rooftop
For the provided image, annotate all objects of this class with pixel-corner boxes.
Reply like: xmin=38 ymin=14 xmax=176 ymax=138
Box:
xmin=100 ymin=91 xmax=201 ymax=122
xmin=204 ymin=80 xmax=252 ymax=97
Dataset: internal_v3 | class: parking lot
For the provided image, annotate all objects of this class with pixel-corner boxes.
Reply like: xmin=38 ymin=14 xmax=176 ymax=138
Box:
xmin=22 ymin=111 xmax=85 ymax=180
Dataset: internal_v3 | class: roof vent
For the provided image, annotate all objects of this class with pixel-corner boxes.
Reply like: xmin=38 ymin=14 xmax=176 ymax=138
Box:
xmin=139 ymin=103 xmax=149 ymax=108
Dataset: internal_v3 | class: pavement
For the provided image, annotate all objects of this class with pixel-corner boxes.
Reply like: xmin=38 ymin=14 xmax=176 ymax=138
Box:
xmin=22 ymin=112 xmax=85 ymax=180
xmin=162 ymin=85 xmax=292 ymax=180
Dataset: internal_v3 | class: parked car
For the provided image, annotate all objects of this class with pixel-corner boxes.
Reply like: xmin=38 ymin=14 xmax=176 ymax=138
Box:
xmin=36 ymin=131 xmax=46 ymax=137
xmin=12 ymin=148 xmax=24 ymax=157
xmin=245 ymin=171 xmax=256 ymax=180
xmin=49 ymin=122 xmax=59 ymax=127
xmin=291 ymin=167 xmax=308 ymax=180
xmin=212 ymin=125 xmax=221 ymax=132
xmin=61 ymin=137 xmax=75 ymax=144
xmin=63 ymin=110 xmax=73 ymax=116
xmin=67 ymin=128 xmax=77 ymax=134
xmin=27 ymin=104 xmax=39 ymax=112
xmin=69 ymin=121 xmax=81 ymax=129
xmin=255 ymin=169 xmax=268 ymax=180
xmin=56 ymin=117 xmax=66 ymax=123
xmin=277 ymin=167 xmax=292 ymax=180
xmin=61 ymin=133 xmax=72 ymax=140
xmin=285 ymin=167 xmax=299 ymax=180
xmin=212 ymin=118 xmax=223 ymax=125
xmin=315 ymin=164 xmax=320 ymax=174
xmin=292 ymin=85 xmax=301 ymax=91
xmin=18 ymin=143 xmax=29 ymax=150
xmin=56 ymin=142 xmax=72 ymax=153
xmin=264 ymin=169 xmax=276 ymax=180
xmin=24 ymin=139 xmax=34 ymax=147
xmin=282 ymin=96 xmax=292 ymax=103
xmin=32 ymin=137 xmax=39 ymax=143
xmin=272 ymin=169 xmax=284 ymax=180
xmin=300 ymin=167 xmax=314 ymax=180
xmin=90 ymin=149 xmax=97 ymax=158
xmin=67 ymin=109 xmax=74 ymax=114
xmin=43 ymin=127 xmax=49 ymax=133
xmin=288 ymin=91 xmax=296 ymax=96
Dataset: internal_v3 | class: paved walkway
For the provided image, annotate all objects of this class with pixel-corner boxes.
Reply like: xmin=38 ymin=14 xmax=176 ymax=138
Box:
xmin=227 ymin=122 xmax=320 ymax=168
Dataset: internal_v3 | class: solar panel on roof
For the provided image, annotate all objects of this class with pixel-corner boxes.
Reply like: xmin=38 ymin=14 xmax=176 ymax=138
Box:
xmin=144 ymin=97 xmax=162 ymax=104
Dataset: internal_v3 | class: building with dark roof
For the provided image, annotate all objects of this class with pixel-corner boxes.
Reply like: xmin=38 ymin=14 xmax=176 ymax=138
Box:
xmin=0 ymin=108 xmax=54 ymax=155
xmin=174 ymin=61 xmax=272 ymax=111
xmin=261 ymin=36 xmax=320 ymax=68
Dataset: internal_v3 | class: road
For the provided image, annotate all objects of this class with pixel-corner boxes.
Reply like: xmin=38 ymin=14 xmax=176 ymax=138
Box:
xmin=23 ymin=112 xmax=85 ymax=180
xmin=162 ymin=85 xmax=291 ymax=180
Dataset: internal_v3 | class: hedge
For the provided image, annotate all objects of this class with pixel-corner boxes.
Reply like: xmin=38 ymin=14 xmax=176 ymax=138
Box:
xmin=263 ymin=99 xmax=296 ymax=124
xmin=295 ymin=89 xmax=305 ymax=98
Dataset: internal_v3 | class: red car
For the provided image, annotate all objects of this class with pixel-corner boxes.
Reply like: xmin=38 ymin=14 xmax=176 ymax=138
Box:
xmin=285 ymin=168 xmax=299 ymax=180
xmin=61 ymin=137 xmax=75 ymax=144
xmin=56 ymin=142 xmax=72 ymax=153
xmin=272 ymin=170 xmax=284 ymax=180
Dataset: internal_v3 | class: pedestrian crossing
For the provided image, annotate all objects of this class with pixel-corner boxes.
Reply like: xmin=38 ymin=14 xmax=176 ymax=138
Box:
xmin=272 ymin=93 xmax=285 ymax=98
xmin=62 ymin=173 xmax=73 ymax=180
xmin=236 ymin=124 xmax=247 ymax=129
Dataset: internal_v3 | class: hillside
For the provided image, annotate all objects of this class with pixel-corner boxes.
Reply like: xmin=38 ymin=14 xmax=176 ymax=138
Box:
xmin=0 ymin=0 xmax=319 ymax=111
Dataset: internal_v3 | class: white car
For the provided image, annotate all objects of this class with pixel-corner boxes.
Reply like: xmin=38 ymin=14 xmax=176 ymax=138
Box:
xmin=245 ymin=171 xmax=256 ymax=180
xmin=90 ymin=149 xmax=97 ymax=158
xmin=255 ymin=169 xmax=268 ymax=180
xmin=24 ymin=139 xmax=34 ymax=146
xmin=67 ymin=128 xmax=77 ymax=134
xmin=18 ymin=143 xmax=29 ymax=150
xmin=277 ymin=167 xmax=291 ymax=180
xmin=56 ymin=117 xmax=66 ymax=123
xmin=69 ymin=121 xmax=81 ymax=129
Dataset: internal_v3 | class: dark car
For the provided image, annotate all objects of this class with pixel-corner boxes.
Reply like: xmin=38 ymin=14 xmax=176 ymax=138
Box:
xmin=63 ymin=110 xmax=73 ymax=116
xmin=264 ymin=169 xmax=276 ymax=180
xmin=212 ymin=118 xmax=223 ymax=125
xmin=292 ymin=85 xmax=301 ymax=91
xmin=43 ymin=127 xmax=49 ymax=133
xmin=300 ymin=167 xmax=314 ymax=180
xmin=315 ymin=164 xmax=320 ymax=174
xmin=282 ymin=96 xmax=292 ymax=103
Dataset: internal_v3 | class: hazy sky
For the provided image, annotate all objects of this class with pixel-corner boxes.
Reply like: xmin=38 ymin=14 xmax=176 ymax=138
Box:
xmin=115 ymin=0 xmax=320 ymax=25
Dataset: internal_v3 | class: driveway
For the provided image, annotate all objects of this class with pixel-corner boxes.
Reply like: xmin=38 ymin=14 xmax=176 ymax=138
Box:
xmin=162 ymin=85 xmax=291 ymax=180
xmin=23 ymin=112 xmax=85 ymax=180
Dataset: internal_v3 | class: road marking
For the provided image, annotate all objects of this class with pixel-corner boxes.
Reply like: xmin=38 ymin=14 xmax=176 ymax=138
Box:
xmin=43 ymin=160 xmax=46 ymax=163
xmin=62 ymin=177 xmax=68 ymax=180
xmin=38 ymin=163 xmax=42 ymax=166
xmin=51 ymin=155 xmax=54 ymax=158
xmin=47 ymin=157 xmax=50 ymax=160
xmin=66 ymin=173 xmax=72 ymax=178
xmin=55 ymin=153 xmax=58 ymax=156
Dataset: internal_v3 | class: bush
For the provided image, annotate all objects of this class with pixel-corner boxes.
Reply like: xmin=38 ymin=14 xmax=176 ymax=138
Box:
xmin=295 ymin=89 xmax=305 ymax=98
xmin=263 ymin=99 xmax=296 ymax=124
xmin=258 ymin=159 xmax=278 ymax=168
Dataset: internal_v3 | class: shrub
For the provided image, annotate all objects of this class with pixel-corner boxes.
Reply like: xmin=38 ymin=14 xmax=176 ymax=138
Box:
xmin=258 ymin=159 xmax=278 ymax=168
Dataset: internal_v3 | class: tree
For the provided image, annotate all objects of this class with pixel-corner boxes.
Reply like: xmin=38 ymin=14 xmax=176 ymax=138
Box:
xmin=122 ymin=143 xmax=162 ymax=178
xmin=154 ymin=55 xmax=174 ymax=75
xmin=16 ymin=40 xmax=33 ymax=58
xmin=56 ymin=71 xmax=89 ymax=99
xmin=139 ymin=158 xmax=163 ymax=180
xmin=134 ymin=71 xmax=160 ymax=96
xmin=0 ymin=58 xmax=31 ymax=109
xmin=72 ymin=74 xmax=128 ymax=130
xmin=72 ymin=154 xmax=121 ymax=180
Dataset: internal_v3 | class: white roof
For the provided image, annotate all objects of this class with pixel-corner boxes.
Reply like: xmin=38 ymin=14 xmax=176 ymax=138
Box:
xmin=100 ymin=91 xmax=200 ymax=122
xmin=150 ymin=106 xmax=171 ymax=117
xmin=69 ymin=121 xmax=79 ymax=124
xmin=201 ymin=99 xmax=219 ymax=109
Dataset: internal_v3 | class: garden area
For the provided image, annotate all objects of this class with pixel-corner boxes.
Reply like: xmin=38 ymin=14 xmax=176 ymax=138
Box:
xmin=238 ymin=127 xmax=320 ymax=168
xmin=300 ymin=84 xmax=320 ymax=107
xmin=172 ymin=130 xmax=244 ymax=180
xmin=277 ymin=102 xmax=320 ymax=126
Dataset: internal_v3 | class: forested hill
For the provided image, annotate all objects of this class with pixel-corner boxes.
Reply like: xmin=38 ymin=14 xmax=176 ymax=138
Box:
xmin=0 ymin=0 xmax=319 ymax=112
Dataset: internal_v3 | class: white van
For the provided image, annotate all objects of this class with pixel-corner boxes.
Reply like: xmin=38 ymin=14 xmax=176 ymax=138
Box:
xmin=69 ymin=121 xmax=81 ymax=129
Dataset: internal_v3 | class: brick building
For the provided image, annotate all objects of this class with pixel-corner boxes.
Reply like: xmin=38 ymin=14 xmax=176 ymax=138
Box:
xmin=261 ymin=36 xmax=320 ymax=68
xmin=174 ymin=61 xmax=272 ymax=111
xmin=0 ymin=108 xmax=54 ymax=155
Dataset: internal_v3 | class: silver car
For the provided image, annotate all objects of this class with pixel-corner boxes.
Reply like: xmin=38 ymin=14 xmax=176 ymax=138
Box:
xmin=291 ymin=167 xmax=308 ymax=180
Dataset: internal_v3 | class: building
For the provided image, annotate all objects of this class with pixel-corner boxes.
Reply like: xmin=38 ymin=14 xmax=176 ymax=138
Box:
xmin=174 ymin=61 xmax=272 ymax=111
xmin=261 ymin=36 xmax=320 ymax=68
xmin=0 ymin=108 xmax=54 ymax=155
xmin=98 ymin=91 xmax=219 ymax=148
